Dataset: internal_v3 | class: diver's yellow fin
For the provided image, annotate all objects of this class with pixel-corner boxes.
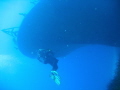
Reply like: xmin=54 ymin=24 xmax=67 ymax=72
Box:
xmin=50 ymin=71 xmax=61 ymax=85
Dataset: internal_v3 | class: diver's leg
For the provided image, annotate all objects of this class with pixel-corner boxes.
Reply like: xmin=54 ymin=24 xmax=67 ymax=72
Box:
xmin=52 ymin=63 xmax=58 ymax=71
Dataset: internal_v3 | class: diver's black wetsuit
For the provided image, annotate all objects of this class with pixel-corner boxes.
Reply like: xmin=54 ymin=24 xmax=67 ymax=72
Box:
xmin=37 ymin=49 xmax=58 ymax=71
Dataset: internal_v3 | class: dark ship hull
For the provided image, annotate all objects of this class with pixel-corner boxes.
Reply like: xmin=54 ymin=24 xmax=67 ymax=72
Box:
xmin=17 ymin=0 xmax=120 ymax=58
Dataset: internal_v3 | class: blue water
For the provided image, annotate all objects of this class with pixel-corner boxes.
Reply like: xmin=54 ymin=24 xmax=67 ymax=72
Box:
xmin=0 ymin=0 xmax=119 ymax=90
xmin=0 ymin=45 xmax=117 ymax=90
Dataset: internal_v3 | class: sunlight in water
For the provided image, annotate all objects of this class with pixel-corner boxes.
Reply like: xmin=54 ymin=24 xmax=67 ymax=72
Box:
xmin=0 ymin=55 xmax=21 ymax=74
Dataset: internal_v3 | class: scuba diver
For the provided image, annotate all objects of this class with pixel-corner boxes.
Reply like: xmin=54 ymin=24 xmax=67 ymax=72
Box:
xmin=37 ymin=49 xmax=60 ymax=85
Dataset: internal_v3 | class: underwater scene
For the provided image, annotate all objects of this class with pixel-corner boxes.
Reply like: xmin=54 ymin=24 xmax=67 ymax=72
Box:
xmin=0 ymin=0 xmax=120 ymax=90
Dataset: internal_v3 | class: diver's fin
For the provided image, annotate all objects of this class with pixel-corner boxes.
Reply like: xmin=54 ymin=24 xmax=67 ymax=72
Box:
xmin=50 ymin=71 xmax=61 ymax=85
